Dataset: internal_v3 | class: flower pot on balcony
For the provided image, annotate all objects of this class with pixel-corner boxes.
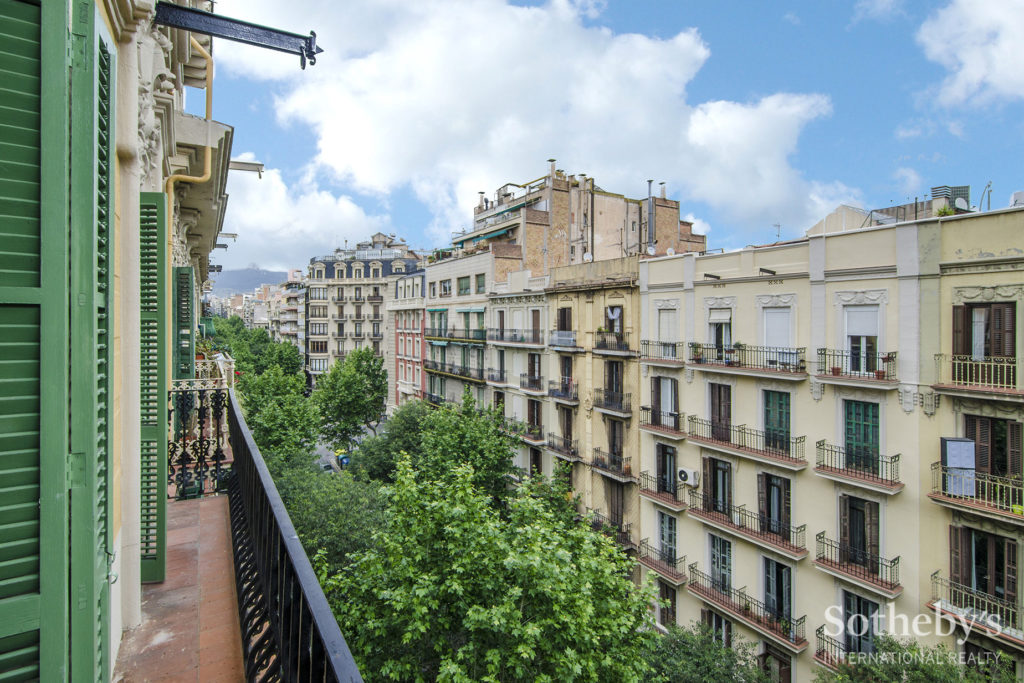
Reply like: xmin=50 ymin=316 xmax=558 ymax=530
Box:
xmin=831 ymin=366 xmax=841 ymax=376
xmin=874 ymin=369 xmax=887 ymax=380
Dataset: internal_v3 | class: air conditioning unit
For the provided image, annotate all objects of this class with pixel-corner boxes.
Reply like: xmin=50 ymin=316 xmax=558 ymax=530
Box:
xmin=678 ymin=468 xmax=700 ymax=487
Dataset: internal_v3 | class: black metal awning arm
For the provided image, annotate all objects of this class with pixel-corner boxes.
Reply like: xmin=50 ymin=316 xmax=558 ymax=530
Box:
xmin=153 ymin=1 xmax=323 ymax=69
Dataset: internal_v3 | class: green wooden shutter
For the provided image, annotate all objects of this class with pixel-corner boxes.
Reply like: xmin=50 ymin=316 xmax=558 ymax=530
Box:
xmin=140 ymin=194 xmax=168 ymax=582
xmin=173 ymin=266 xmax=195 ymax=379
xmin=0 ymin=0 xmax=71 ymax=679
xmin=69 ymin=8 xmax=114 ymax=680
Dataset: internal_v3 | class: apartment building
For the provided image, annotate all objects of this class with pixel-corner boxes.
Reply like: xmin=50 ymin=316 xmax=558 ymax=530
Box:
xmin=389 ymin=269 xmax=427 ymax=407
xmin=269 ymin=270 xmax=306 ymax=353
xmin=632 ymin=204 xmax=1024 ymax=680
xmin=304 ymin=233 xmax=419 ymax=383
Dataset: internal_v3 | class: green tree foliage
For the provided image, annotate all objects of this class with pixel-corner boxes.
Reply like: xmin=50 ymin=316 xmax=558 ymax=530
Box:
xmin=312 ymin=347 xmax=388 ymax=450
xmin=350 ymin=399 xmax=433 ymax=482
xmin=813 ymin=635 xmax=1015 ymax=682
xmin=275 ymin=469 xmax=387 ymax=573
xmin=644 ymin=623 xmax=768 ymax=683
xmin=327 ymin=459 xmax=657 ymax=682
xmin=415 ymin=390 xmax=518 ymax=505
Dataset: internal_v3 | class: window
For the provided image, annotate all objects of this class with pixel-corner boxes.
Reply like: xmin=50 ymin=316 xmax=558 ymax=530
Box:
xmin=354 ymin=323 xmax=363 ymax=336
xmin=475 ymin=273 xmax=486 ymax=293
xmin=557 ymin=307 xmax=572 ymax=331
xmin=764 ymin=307 xmax=791 ymax=348
xmin=528 ymin=353 xmax=541 ymax=379
xmin=372 ymin=322 xmax=381 ymax=337
xmin=608 ymin=419 xmax=624 ymax=456
xmin=373 ymin=341 xmax=380 ymax=355
xmin=842 ymin=591 xmax=879 ymax=655
xmin=440 ymin=279 xmax=452 ymax=297
xmin=558 ymin=405 xmax=573 ymax=439
xmin=844 ymin=400 xmax=879 ymax=472
xmin=430 ymin=281 xmax=437 ymax=298
xmin=650 ymin=376 xmax=678 ymax=426
xmin=709 ymin=534 xmax=731 ymax=592
xmin=605 ymin=360 xmax=623 ymax=394
xmin=658 ymin=581 xmax=676 ymax=627
xmin=656 ymin=444 xmax=676 ymax=495
xmin=354 ymin=267 xmax=363 ymax=279
xmin=336 ymin=322 xmax=345 ymax=336
xmin=846 ymin=305 xmax=879 ymax=373
xmin=965 ymin=415 xmax=1023 ymax=478
xmin=764 ymin=390 xmax=790 ymax=453
xmin=710 ymin=383 xmax=731 ymax=441
xmin=310 ymin=357 xmax=327 ymax=372
xmin=759 ymin=474 xmax=791 ymax=536
xmin=708 ymin=308 xmax=731 ymax=355
xmin=764 ymin=557 xmax=792 ymax=621
xmin=954 ymin=302 xmax=1016 ymax=360
xmin=701 ymin=610 xmax=731 ymax=646
xmin=457 ymin=276 xmax=471 ymax=295
xmin=658 ymin=510 xmax=676 ymax=558
xmin=703 ymin=457 xmax=732 ymax=514
xmin=759 ymin=645 xmax=792 ymax=683
xmin=310 ymin=322 xmax=327 ymax=336
xmin=354 ymin=305 xmax=362 ymax=319
xmin=372 ymin=267 xmax=380 ymax=278
xmin=372 ymin=305 xmax=381 ymax=319
xmin=337 ymin=340 xmax=344 ymax=353
xmin=605 ymin=305 xmax=623 ymax=334
xmin=840 ymin=495 xmax=879 ymax=570
xmin=494 ymin=391 xmax=505 ymax=411
xmin=309 ymin=340 xmax=327 ymax=354
xmin=530 ymin=448 xmax=542 ymax=476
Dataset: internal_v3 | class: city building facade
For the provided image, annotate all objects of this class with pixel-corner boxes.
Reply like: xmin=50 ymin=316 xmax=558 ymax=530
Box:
xmin=389 ymin=269 xmax=427 ymax=407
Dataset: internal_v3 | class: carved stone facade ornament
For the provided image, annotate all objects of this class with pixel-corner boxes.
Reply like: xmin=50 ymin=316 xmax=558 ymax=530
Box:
xmin=920 ymin=391 xmax=939 ymax=416
xmin=655 ymin=299 xmax=679 ymax=309
xmin=833 ymin=289 xmax=889 ymax=306
xmin=703 ymin=296 xmax=736 ymax=310
xmin=684 ymin=368 xmax=695 ymax=384
xmin=952 ymin=397 xmax=1024 ymax=423
xmin=952 ymin=284 xmax=1024 ymax=304
xmin=897 ymin=386 xmax=917 ymax=414
xmin=755 ymin=294 xmax=797 ymax=307
xmin=809 ymin=379 xmax=824 ymax=401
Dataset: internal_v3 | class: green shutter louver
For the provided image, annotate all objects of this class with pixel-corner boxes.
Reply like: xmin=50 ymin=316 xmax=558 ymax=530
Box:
xmin=173 ymin=266 xmax=195 ymax=380
xmin=69 ymin=11 xmax=114 ymax=680
xmin=140 ymin=193 xmax=168 ymax=582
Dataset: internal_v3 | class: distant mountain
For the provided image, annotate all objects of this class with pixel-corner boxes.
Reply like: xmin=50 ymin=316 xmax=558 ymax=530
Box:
xmin=209 ymin=268 xmax=288 ymax=297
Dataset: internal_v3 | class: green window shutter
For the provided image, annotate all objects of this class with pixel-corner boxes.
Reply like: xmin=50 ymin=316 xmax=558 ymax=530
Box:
xmin=69 ymin=9 xmax=114 ymax=680
xmin=139 ymin=193 xmax=168 ymax=582
xmin=173 ymin=266 xmax=195 ymax=379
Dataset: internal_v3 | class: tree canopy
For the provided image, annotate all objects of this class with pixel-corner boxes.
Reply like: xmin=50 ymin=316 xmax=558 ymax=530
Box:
xmin=349 ymin=399 xmax=433 ymax=482
xmin=312 ymin=347 xmax=388 ymax=451
xmin=644 ymin=623 xmax=768 ymax=683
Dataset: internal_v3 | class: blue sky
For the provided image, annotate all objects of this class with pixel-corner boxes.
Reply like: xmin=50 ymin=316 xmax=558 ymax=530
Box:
xmin=198 ymin=0 xmax=1024 ymax=271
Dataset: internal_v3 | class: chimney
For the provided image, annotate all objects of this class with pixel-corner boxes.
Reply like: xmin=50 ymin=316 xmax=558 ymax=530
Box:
xmin=478 ymin=191 xmax=485 ymax=208
xmin=548 ymin=158 xmax=556 ymax=177
xmin=660 ymin=181 xmax=666 ymax=199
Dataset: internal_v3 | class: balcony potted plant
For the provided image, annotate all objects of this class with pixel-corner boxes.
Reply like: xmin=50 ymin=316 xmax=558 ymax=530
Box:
xmin=689 ymin=341 xmax=704 ymax=363
xmin=729 ymin=341 xmax=745 ymax=366
xmin=831 ymin=365 xmax=842 ymax=376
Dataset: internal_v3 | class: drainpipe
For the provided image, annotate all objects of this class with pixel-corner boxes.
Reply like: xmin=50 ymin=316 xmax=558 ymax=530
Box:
xmin=647 ymin=179 xmax=655 ymax=254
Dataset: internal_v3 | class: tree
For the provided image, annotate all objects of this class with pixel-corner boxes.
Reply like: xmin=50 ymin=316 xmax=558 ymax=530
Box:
xmin=235 ymin=366 xmax=316 ymax=472
xmin=415 ymin=390 xmax=518 ymax=505
xmin=325 ymin=459 xmax=657 ymax=681
xmin=350 ymin=399 xmax=433 ymax=482
xmin=644 ymin=623 xmax=769 ymax=683
xmin=312 ymin=347 xmax=388 ymax=451
xmin=813 ymin=635 xmax=1015 ymax=683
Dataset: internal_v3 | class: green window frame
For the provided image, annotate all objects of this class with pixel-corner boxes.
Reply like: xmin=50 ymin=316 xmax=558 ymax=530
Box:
xmin=764 ymin=390 xmax=791 ymax=452
xmin=844 ymin=400 xmax=880 ymax=472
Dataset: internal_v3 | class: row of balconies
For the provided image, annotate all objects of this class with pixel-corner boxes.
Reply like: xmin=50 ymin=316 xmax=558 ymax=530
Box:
xmin=422 ymin=359 xmax=486 ymax=382
xmin=329 ymin=294 xmax=384 ymax=303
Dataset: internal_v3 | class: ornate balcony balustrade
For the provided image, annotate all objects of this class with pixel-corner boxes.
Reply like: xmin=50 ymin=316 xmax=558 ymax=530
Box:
xmin=592 ymin=448 xmax=635 ymax=482
xmin=594 ymin=330 xmax=631 ymax=353
xmin=593 ymin=389 xmax=631 ymax=415
xmin=929 ymin=463 xmax=1024 ymax=523
xmin=546 ymin=433 xmax=580 ymax=461
xmin=640 ymin=340 xmax=686 ymax=364
xmin=817 ymin=349 xmax=897 ymax=382
xmin=815 ymin=440 xmax=902 ymax=491
xmin=814 ymin=532 xmax=901 ymax=597
xmin=638 ymin=471 xmax=686 ymax=509
xmin=548 ymin=329 xmax=580 ymax=349
xmin=688 ymin=343 xmax=806 ymax=374
xmin=687 ymin=417 xmax=806 ymax=468
xmin=934 ymin=354 xmax=1020 ymax=394
xmin=637 ymin=539 xmax=686 ymax=584
xmin=520 ymin=373 xmax=544 ymax=392
xmin=814 ymin=625 xmax=848 ymax=670
xmin=548 ymin=377 xmax=578 ymax=401
xmin=687 ymin=490 xmax=807 ymax=558
xmin=486 ymin=328 xmax=544 ymax=345
xmin=929 ymin=571 xmax=1021 ymax=640
xmin=588 ymin=510 xmax=634 ymax=549
xmin=640 ymin=406 xmax=685 ymax=437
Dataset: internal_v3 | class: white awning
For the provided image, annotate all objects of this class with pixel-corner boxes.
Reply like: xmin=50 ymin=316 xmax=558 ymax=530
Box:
xmin=708 ymin=308 xmax=732 ymax=323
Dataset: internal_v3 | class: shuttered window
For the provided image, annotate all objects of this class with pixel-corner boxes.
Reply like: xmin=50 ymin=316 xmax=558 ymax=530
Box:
xmin=173 ymin=267 xmax=195 ymax=379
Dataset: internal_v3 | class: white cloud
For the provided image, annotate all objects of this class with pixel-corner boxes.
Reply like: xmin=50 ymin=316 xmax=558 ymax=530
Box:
xmin=894 ymin=166 xmax=922 ymax=195
xmin=683 ymin=213 xmax=710 ymax=236
xmin=213 ymin=0 xmax=851 ymax=245
xmin=783 ymin=12 xmax=801 ymax=26
xmin=918 ymin=0 xmax=1024 ymax=105
xmin=216 ymin=159 xmax=389 ymax=270
xmin=895 ymin=124 xmax=922 ymax=139
xmin=851 ymin=0 xmax=905 ymax=24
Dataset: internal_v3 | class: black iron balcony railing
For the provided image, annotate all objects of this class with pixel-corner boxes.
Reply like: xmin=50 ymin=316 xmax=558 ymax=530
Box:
xmin=934 ymin=354 xmax=1020 ymax=393
xmin=594 ymin=330 xmax=631 ymax=352
xmin=169 ymin=382 xmax=230 ymax=500
xmin=546 ymin=433 xmax=580 ymax=460
xmin=588 ymin=510 xmax=634 ymax=549
xmin=486 ymin=368 xmax=507 ymax=383
xmin=367 ymin=294 xmax=383 ymax=303
xmin=640 ymin=340 xmax=686 ymax=364
xmin=593 ymin=388 xmax=631 ymax=414
xmin=423 ymin=359 xmax=486 ymax=381
xmin=592 ymin=448 xmax=635 ymax=480
xmin=548 ymin=377 xmax=578 ymax=401
xmin=369 ymin=331 xmax=383 ymax=340
xmin=351 ymin=294 xmax=365 ymax=302
xmin=425 ymin=392 xmax=447 ymax=406
xmin=929 ymin=463 xmax=1024 ymax=521
xmin=638 ymin=471 xmax=686 ymax=507
xmin=688 ymin=490 xmax=807 ymax=555
xmin=640 ymin=406 xmax=685 ymax=435
xmin=930 ymin=571 xmax=1020 ymax=633
xmin=503 ymin=417 xmax=544 ymax=443
xmin=688 ymin=343 xmax=806 ymax=373
xmin=350 ymin=331 xmax=365 ymax=339
xmin=520 ymin=373 xmax=544 ymax=392
xmin=687 ymin=417 xmax=807 ymax=467
xmin=814 ymin=625 xmax=848 ymax=670
xmin=815 ymin=532 xmax=901 ymax=593
xmin=637 ymin=539 xmax=687 ymax=584
xmin=548 ymin=329 xmax=580 ymax=348
xmin=817 ymin=349 xmax=897 ymax=381
xmin=226 ymin=390 xmax=361 ymax=680
xmin=815 ymin=440 xmax=901 ymax=489
xmin=688 ymin=563 xmax=806 ymax=647
xmin=486 ymin=328 xmax=544 ymax=344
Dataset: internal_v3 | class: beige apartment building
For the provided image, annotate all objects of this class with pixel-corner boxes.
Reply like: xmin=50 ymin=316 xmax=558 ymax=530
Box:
xmin=632 ymin=204 xmax=1024 ymax=680
xmin=268 ymin=270 xmax=306 ymax=354
xmin=304 ymin=233 xmax=420 ymax=389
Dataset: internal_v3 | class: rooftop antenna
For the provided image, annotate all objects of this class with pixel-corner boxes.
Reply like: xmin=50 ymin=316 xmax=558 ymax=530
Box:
xmin=773 ymin=223 xmax=781 ymax=241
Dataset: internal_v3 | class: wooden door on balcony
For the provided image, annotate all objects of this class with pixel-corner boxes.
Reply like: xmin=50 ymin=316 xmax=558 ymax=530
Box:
xmin=606 ymin=360 xmax=623 ymax=394
xmin=656 ymin=444 xmax=676 ymax=494
xmin=840 ymin=495 xmax=879 ymax=571
xmin=531 ymin=309 xmax=540 ymax=336
xmin=758 ymin=474 xmax=791 ymax=536
xmin=951 ymin=526 xmax=1018 ymax=608
xmin=710 ymin=383 xmax=731 ymax=440
xmin=965 ymin=415 xmax=1022 ymax=478
xmin=844 ymin=400 xmax=879 ymax=472
xmin=842 ymin=591 xmax=879 ymax=654
xmin=703 ymin=457 xmax=732 ymax=513
xmin=764 ymin=390 xmax=790 ymax=452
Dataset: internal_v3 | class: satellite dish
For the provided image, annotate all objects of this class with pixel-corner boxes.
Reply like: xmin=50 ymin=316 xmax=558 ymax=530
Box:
xmin=583 ymin=252 xmax=594 ymax=263
xmin=954 ymin=197 xmax=969 ymax=211
xmin=667 ymin=247 xmax=676 ymax=256
xmin=646 ymin=245 xmax=656 ymax=256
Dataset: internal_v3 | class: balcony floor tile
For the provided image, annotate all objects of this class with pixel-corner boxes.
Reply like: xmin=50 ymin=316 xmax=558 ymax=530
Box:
xmin=114 ymin=496 xmax=244 ymax=683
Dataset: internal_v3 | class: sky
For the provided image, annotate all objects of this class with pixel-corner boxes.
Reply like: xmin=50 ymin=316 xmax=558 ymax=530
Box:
xmin=197 ymin=0 xmax=1024 ymax=272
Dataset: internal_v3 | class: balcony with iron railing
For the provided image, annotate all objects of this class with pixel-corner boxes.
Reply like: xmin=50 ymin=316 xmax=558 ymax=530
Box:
xmin=928 ymin=571 xmax=1022 ymax=645
xmin=638 ymin=471 xmax=686 ymax=511
xmin=686 ymin=490 xmax=807 ymax=561
xmin=929 ymin=463 xmax=1024 ymax=525
xmin=592 ymin=448 xmax=636 ymax=483
xmin=367 ymin=294 xmax=384 ymax=303
xmin=123 ymin=375 xmax=361 ymax=681
xmin=486 ymin=368 xmax=507 ymax=384
xmin=813 ymin=625 xmax=849 ymax=671
xmin=546 ymin=433 xmax=581 ymax=461
xmin=594 ymin=330 xmax=633 ymax=355
xmin=503 ymin=417 xmax=544 ymax=444
xmin=548 ymin=329 xmax=582 ymax=350
xmin=687 ymin=563 xmax=807 ymax=652
xmin=423 ymin=359 xmax=486 ymax=382
xmin=686 ymin=417 xmax=807 ymax=470
xmin=640 ymin=406 xmax=686 ymax=439
xmin=486 ymin=328 xmax=544 ymax=345
xmin=688 ymin=343 xmax=807 ymax=379
xmin=548 ymin=377 xmax=578 ymax=402
xmin=815 ymin=440 xmax=903 ymax=493
xmin=814 ymin=532 xmax=901 ymax=598
xmin=640 ymin=340 xmax=686 ymax=366
xmin=424 ymin=327 xmax=486 ymax=343
xmin=933 ymin=354 xmax=1021 ymax=398
xmin=588 ymin=510 xmax=635 ymax=550
xmin=637 ymin=540 xmax=687 ymax=585
xmin=816 ymin=349 xmax=897 ymax=385
xmin=593 ymin=388 xmax=631 ymax=416
xmin=520 ymin=372 xmax=545 ymax=393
